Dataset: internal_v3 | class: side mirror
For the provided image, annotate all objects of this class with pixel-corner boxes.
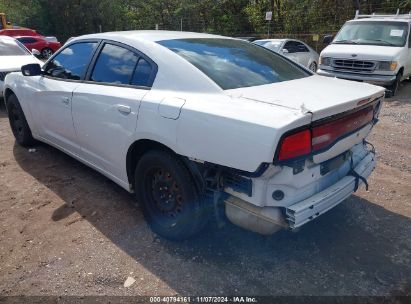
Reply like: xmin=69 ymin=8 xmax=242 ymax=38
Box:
xmin=31 ymin=48 xmax=41 ymax=58
xmin=21 ymin=64 xmax=42 ymax=76
xmin=282 ymin=48 xmax=289 ymax=54
xmin=323 ymin=35 xmax=334 ymax=45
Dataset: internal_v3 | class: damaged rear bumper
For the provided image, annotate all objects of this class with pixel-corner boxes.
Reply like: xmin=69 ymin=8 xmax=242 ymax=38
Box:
xmin=225 ymin=146 xmax=376 ymax=234
xmin=286 ymin=151 xmax=375 ymax=228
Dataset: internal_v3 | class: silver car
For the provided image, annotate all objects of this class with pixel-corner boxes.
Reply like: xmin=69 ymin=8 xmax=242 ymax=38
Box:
xmin=254 ymin=39 xmax=320 ymax=72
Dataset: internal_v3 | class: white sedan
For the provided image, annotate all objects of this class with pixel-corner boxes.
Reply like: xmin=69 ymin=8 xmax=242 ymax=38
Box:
xmin=4 ymin=31 xmax=384 ymax=240
xmin=254 ymin=38 xmax=320 ymax=72
xmin=0 ymin=35 xmax=42 ymax=97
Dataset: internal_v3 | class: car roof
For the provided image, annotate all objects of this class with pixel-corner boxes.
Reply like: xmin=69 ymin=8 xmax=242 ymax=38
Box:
xmin=254 ymin=39 xmax=285 ymax=43
xmin=14 ymin=36 xmax=42 ymax=39
xmin=74 ymin=30 xmax=229 ymax=43
xmin=348 ymin=17 xmax=411 ymax=23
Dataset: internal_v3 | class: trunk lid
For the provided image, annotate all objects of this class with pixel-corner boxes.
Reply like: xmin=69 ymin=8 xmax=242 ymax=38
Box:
xmin=225 ymin=75 xmax=385 ymax=121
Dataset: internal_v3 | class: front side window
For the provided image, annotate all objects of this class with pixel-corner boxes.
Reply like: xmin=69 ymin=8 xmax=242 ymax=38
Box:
xmin=0 ymin=38 xmax=30 ymax=56
xmin=90 ymin=43 xmax=139 ymax=85
xmin=158 ymin=38 xmax=309 ymax=90
xmin=44 ymin=42 xmax=98 ymax=80
xmin=334 ymin=21 xmax=409 ymax=47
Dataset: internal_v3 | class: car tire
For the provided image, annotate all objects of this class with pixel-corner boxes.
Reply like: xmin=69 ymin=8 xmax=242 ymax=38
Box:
xmin=309 ymin=62 xmax=317 ymax=73
xmin=6 ymin=94 xmax=36 ymax=147
xmin=134 ymin=150 xmax=209 ymax=240
xmin=41 ymin=48 xmax=53 ymax=59
xmin=387 ymin=72 xmax=402 ymax=98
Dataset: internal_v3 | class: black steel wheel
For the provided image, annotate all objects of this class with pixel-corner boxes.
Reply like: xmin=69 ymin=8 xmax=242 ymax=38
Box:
xmin=6 ymin=94 xmax=35 ymax=147
xmin=135 ymin=150 xmax=208 ymax=240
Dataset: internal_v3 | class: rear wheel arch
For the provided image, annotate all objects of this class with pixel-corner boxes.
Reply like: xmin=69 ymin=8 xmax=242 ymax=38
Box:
xmin=4 ymin=88 xmax=15 ymax=105
xmin=126 ymin=139 xmax=204 ymax=192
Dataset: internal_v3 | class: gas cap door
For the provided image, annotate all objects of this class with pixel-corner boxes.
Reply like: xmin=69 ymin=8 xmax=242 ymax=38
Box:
xmin=158 ymin=97 xmax=186 ymax=120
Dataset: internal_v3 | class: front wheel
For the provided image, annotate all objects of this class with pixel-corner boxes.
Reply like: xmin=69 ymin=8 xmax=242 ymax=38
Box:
xmin=6 ymin=94 xmax=36 ymax=147
xmin=134 ymin=150 xmax=209 ymax=240
xmin=387 ymin=72 xmax=402 ymax=98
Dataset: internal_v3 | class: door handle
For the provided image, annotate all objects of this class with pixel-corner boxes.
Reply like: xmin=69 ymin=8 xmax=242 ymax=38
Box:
xmin=117 ymin=105 xmax=131 ymax=115
xmin=62 ymin=97 xmax=70 ymax=105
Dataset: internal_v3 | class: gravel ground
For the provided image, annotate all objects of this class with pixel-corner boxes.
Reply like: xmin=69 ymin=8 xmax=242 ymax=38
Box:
xmin=0 ymin=83 xmax=410 ymax=297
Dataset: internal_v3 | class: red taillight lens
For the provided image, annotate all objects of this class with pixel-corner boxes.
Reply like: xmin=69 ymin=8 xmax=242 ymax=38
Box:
xmin=312 ymin=106 xmax=374 ymax=152
xmin=278 ymin=129 xmax=312 ymax=161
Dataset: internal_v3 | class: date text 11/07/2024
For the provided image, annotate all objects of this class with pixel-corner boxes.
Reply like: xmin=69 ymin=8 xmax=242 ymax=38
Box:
xmin=149 ymin=296 xmax=258 ymax=303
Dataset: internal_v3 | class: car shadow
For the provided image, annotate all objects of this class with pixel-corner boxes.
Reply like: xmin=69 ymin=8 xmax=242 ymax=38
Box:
xmin=11 ymin=140 xmax=411 ymax=296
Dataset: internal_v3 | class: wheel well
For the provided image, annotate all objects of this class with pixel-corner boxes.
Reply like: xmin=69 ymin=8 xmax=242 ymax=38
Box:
xmin=4 ymin=88 xmax=14 ymax=103
xmin=126 ymin=139 xmax=176 ymax=188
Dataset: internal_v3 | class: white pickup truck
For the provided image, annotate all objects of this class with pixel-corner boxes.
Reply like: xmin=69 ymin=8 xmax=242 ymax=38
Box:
xmin=3 ymin=31 xmax=385 ymax=240
xmin=318 ymin=12 xmax=411 ymax=97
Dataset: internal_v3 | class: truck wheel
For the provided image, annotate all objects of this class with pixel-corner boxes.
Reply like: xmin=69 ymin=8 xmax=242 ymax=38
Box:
xmin=134 ymin=150 xmax=208 ymax=240
xmin=387 ymin=72 xmax=402 ymax=98
xmin=6 ymin=94 xmax=35 ymax=147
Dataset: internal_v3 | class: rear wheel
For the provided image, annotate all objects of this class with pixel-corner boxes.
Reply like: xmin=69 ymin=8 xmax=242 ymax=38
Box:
xmin=41 ymin=48 xmax=53 ymax=59
xmin=6 ymin=94 xmax=35 ymax=147
xmin=309 ymin=62 xmax=317 ymax=73
xmin=134 ymin=150 xmax=208 ymax=240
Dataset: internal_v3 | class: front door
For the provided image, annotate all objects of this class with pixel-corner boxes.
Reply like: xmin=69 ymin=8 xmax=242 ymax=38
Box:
xmin=32 ymin=41 xmax=99 ymax=153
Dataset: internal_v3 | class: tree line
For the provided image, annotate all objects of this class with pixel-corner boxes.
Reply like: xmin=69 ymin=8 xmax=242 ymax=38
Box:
xmin=1 ymin=0 xmax=411 ymax=43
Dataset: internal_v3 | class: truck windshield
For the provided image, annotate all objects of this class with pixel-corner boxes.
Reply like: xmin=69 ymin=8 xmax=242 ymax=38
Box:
xmin=0 ymin=38 xmax=31 ymax=56
xmin=158 ymin=38 xmax=310 ymax=90
xmin=334 ymin=21 xmax=409 ymax=47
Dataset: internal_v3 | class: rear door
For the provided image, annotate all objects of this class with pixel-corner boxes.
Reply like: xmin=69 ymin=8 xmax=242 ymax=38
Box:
xmin=293 ymin=41 xmax=311 ymax=67
xmin=71 ymin=41 xmax=157 ymax=180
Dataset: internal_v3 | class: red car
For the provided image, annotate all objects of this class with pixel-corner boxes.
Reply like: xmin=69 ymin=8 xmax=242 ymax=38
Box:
xmin=15 ymin=36 xmax=61 ymax=59
xmin=0 ymin=28 xmax=43 ymax=37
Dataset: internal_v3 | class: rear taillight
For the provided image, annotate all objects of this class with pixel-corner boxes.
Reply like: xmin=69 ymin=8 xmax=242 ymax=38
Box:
xmin=278 ymin=129 xmax=311 ymax=161
xmin=277 ymin=105 xmax=375 ymax=162
xmin=312 ymin=106 xmax=374 ymax=152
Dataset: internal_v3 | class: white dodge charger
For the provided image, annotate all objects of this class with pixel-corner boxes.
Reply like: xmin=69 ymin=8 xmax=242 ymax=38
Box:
xmin=3 ymin=31 xmax=385 ymax=240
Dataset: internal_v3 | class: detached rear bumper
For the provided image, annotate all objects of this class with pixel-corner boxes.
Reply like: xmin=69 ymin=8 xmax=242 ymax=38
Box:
xmin=286 ymin=151 xmax=375 ymax=228
xmin=317 ymin=68 xmax=396 ymax=86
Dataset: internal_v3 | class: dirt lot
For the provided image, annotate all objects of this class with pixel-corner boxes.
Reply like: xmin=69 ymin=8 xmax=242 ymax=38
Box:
xmin=0 ymin=83 xmax=410 ymax=297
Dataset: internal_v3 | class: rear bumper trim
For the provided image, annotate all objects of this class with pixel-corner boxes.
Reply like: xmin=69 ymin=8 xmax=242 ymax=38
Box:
xmin=286 ymin=152 xmax=375 ymax=228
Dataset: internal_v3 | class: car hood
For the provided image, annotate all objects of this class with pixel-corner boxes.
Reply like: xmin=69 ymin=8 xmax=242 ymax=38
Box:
xmin=321 ymin=43 xmax=402 ymax=61
xmin=0 ymin=55 xmax=41 ymax=72
xmin=225 ymin=75 xmax=385 ymax=121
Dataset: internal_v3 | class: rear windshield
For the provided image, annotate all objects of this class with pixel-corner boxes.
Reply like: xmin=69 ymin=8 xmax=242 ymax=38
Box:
xmin=158 ymin=38 xmax=310 ymax=90
xmin=0 ymin=38 xmax=30 ymax=56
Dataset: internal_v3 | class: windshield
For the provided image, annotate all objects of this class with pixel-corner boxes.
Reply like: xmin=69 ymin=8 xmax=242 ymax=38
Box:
xmin=158 ymin=38 xmax=309 ymax=90
xmin=253 ymin=40 xmax=283 ymax=52
xmin=334 ymin=21 xmax=409 ymax=47
xmin=0 ymin=38 xmax=31 ymax=56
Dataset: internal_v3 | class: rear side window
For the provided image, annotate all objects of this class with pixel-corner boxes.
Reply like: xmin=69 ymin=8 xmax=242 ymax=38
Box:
xmin=158 ymin=38 xmax=309 ymax=90
xmin=131 ymin=58 xmax=152 ymax=87
xmin=44 ymin=42 xmax=98 ymax=80
xmin=90 ymin=43 xmax=154 ymax=87
xmin=90 ymin=43 xmax=139 ymax=85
